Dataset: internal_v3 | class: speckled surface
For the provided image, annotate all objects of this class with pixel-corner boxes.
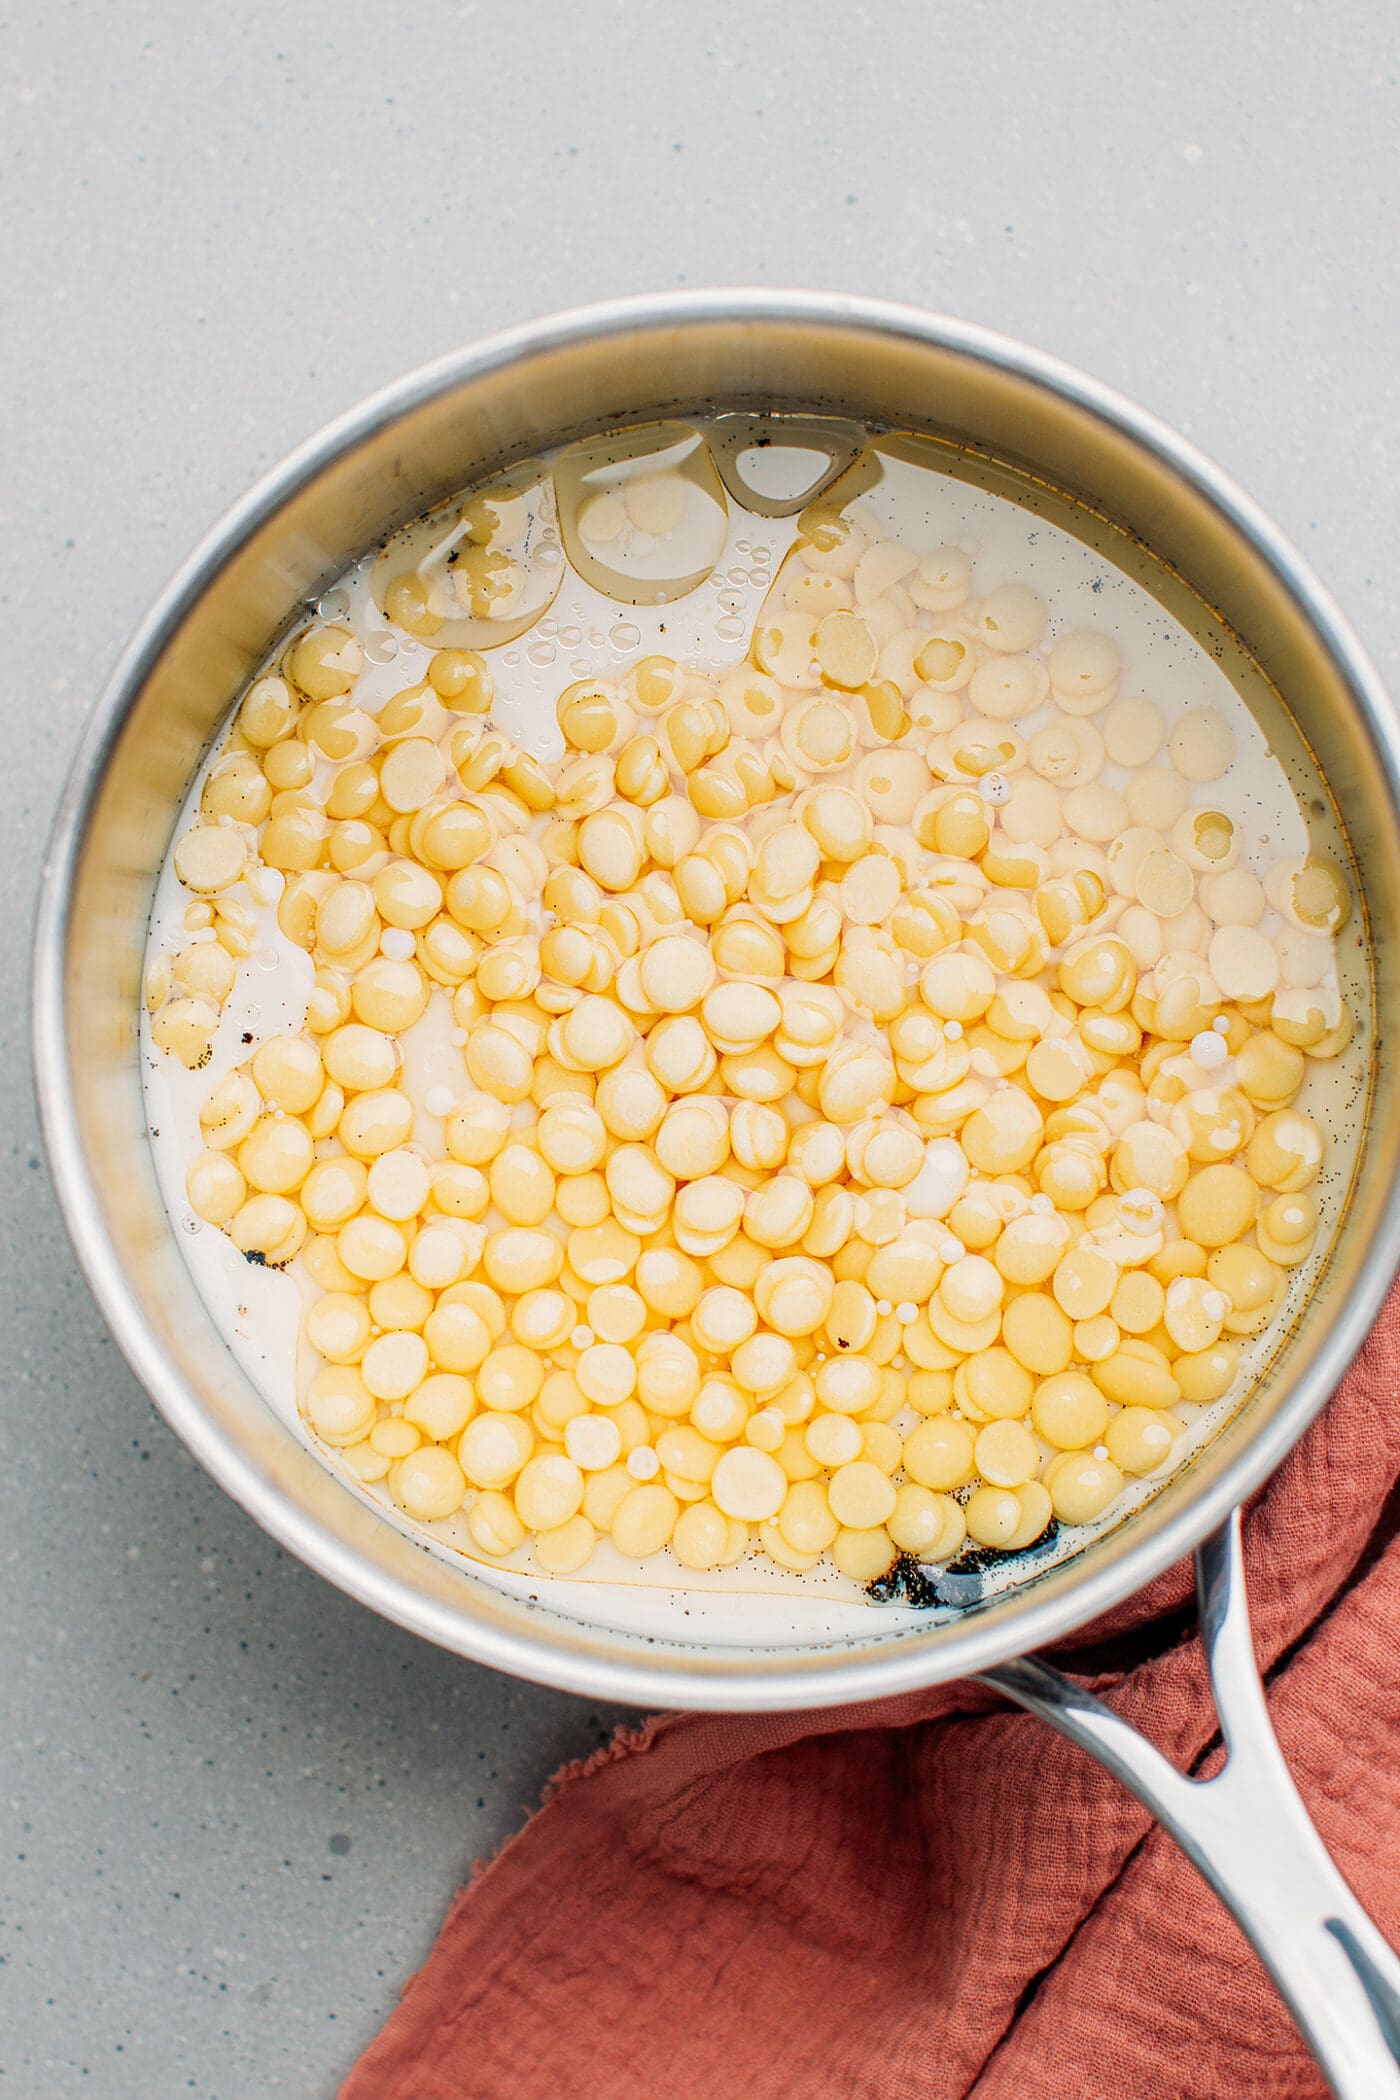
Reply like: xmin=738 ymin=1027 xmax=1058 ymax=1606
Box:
xmin=4 ymin=2 xmax=1399 ymax=2094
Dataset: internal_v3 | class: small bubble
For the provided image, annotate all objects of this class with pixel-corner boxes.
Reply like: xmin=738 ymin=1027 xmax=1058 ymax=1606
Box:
xmin=735 ymin=539 xmax=752 ymax=554
xmin=587 ymin=632 xmax=606 ymax=648
xmin=609 ymin=621 xmax=642 ymax=653
xmin=255 ymin=948 xmax=280 ymax=972
xmin=981 ymin=772 xmax=1011 ymax=805
xmin=715 ymin=614 xmax=746 ymax=641
xmin=572 ymin=657 xmax=592 ymax=675
xmin=537 ymin=541 xmax=562 ymax=567
xmin=504 ymin=651 xmax=520 ymax=666
xmin=538 ymin=616 xmax=559 ymax=637
xmin=719 ymin=588 xmax=746 ymax=614
xmin=709 ymin=572 xmax=726 ymax=588
xmin=749 ymin=569 xmax=771 ymax=588
xmin=362 ymin=629 xmax=399 ymax=664
xmin=751 ymin=545 xmax=771 ymax=563
xmin=527 ymin=640 xmax=557 ymax=667
xmin=316 ymin=587 xmax=350 ymax=620
xmin=1120 ymin=1188 xmax=1165 ymax=1235
xmin=559 ymin=626 xmax=582 ymax=646
xmin=726 ymin=566 xmax=750 ymax=587
xmin=181 ymin=1215 xmax=202 ymax=1235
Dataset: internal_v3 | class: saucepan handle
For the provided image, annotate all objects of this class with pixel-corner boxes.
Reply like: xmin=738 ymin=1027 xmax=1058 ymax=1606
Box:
xmin=981 ymin=1510 xmax=1400 ymax=2100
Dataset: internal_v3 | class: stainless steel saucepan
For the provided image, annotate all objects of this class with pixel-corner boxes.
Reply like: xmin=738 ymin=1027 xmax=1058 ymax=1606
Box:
xmin=32 ymin=292 xmax=1400 ymax=2096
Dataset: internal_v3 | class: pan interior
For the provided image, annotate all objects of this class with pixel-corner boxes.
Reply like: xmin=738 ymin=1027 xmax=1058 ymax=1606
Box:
xmin=136 ymin=409 xmax=1373 ymax=1659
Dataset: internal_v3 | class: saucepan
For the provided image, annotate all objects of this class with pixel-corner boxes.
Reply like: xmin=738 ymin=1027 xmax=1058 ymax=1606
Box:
xmin=31 ymin=292 xmax=1400 ymax=2096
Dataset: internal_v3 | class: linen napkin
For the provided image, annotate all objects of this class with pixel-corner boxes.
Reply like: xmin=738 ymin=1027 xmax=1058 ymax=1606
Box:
xmin=343 ymin=1282 xmax=1400 ymax=2100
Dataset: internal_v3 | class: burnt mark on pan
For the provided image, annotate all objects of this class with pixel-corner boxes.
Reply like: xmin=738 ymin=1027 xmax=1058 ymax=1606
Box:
xmin=867 ymin=1520 xmax=1062 ymax=1611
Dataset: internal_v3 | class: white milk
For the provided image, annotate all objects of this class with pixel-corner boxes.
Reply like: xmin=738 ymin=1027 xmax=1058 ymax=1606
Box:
xmin=141 ymin=420 xmax=1370 ymax=1651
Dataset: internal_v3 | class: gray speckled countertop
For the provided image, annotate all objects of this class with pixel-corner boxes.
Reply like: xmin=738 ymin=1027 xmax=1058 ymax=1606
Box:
xmin=4 ymin=2 xmax=1399 ymax=2093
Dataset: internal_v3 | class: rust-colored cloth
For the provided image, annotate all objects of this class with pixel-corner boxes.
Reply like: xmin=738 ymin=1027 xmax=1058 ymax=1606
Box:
xmin=344 ymin=1287 xmax=1400 ymax=2100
